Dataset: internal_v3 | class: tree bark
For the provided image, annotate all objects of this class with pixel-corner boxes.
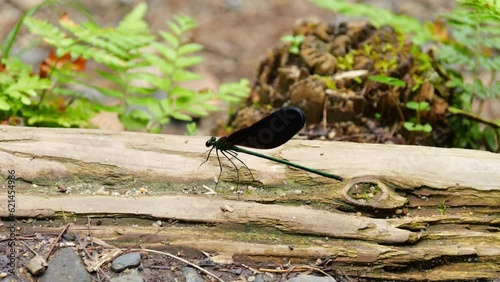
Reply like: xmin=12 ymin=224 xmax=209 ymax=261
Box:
xmin=0 ymin=125 xmax=499 ymax=280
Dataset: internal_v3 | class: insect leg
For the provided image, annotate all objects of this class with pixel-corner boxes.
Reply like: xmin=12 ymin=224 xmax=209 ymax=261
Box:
xmin=214 ymin=149 xmax=224 ymax=189
xmin=198 ymin=146 xmax=214 ymax=168
xmin=225 ymin=150 xmax=255 ymax=182
xmin=220 ymin=150 xmax=240 ymax=188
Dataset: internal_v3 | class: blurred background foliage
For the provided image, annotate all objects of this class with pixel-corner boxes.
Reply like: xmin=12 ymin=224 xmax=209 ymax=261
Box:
xmin=0 ymin=0 xmax=498 ymax=151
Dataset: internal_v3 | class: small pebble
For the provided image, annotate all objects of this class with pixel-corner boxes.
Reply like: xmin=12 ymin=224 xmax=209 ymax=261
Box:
xmin=26 ymin=255 xmax=47 ymax=276
xmin=111 ymin=252 xmax=142 ymax=272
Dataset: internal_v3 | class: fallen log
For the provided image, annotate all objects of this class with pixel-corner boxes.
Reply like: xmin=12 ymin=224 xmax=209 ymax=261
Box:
xmin=0 ymin=125 xmax=499 ymax=280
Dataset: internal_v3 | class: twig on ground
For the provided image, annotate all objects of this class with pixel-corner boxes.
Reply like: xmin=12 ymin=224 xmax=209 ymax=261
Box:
xmin=242 ymin=263 xmax=261 ymax=274
xmin=98 ymin=267 xmax=112 ymax=281
xmin=44 ymin=223 xmax=71 ymax=260
xmin=87 ymin=216 xmax=94 ymax=247
xmin=20 ymin=241 xmax=38 ymax=256
xmin=202 ymin=185 xmax=217 ymax=195
xmin=131 ymin=248 xmax=224 ymax=282
xmin=75 ymin=233 xmax=94 ymax=262
xmin=259 ymin=265 xmax=335 ymax=280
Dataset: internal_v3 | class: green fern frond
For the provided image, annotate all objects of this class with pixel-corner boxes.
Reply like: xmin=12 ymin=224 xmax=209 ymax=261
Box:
xmin=24 ymin=17 xmax=70 ymax=47
xmin=17 ymin=2 xmax=248 ymax=131
xmin=0 ymin=57 xmax=51 ymax=111
xmin=117 ymin=2 xmax=149 ymax=34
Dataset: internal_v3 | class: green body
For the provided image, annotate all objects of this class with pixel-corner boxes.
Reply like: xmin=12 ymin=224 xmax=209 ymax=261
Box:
xmin=232 ymin=145 xmax=343 ymax=182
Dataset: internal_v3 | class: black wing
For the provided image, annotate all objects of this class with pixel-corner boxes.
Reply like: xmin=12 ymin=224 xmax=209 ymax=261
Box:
xmin=225 ymin=106 xmax=306 ymax=149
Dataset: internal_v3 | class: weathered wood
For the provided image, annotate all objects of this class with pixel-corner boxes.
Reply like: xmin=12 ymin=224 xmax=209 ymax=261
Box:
xmin=10 ymin=195 xmax=417 ymax=244
xmin=0 ymin=125 xmax=499 ymax=280
xmin=1 ymin=125 xmax=499 ymax=189
xmin=21 ymin=224 xmax=500 ymax=281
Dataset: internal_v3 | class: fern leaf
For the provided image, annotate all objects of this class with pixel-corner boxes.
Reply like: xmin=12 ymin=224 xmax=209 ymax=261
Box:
xmin=24 ymin=17 xmax=68 ymax=46
xmin=174 ymin=15 xmax=197 ymax=32
xmin=174 ymin=56 xmax=204 ymax=68
xmin=167 ymin=21 xmax=182 ymax=36
xmin=172 ymin=70 xmax=203 ymax=82
xmin=96 ymin=86 xmax=124 ymax=98
xmin=143 ymin=53 xmax=174 ymax=74
xmin=152 ymin=42 xmax=176 ymax=61
xmin=83 ymin=48 xmax=126 ymax=67
xmin=117 ymin=2 xmax=149 ymax=34
xmin=95 ymin=70 xmax=126 ymax=86
xmin=177 ymin=43 xmax=203 ymax=55
xmin=159 ymin=31 xmax=180 ymax=48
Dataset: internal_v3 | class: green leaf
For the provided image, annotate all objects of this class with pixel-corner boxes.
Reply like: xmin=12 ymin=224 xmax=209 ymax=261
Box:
xmin=414 ymin=124 xmax=424 ymax=131
xmin=280 ymin=35 xmax=295 ymax=42
xmin=152 ymin=42 xmax=176 ymax=61
xmin=483 ymin=127 xmax=498 ymax=152
xmin=368 ymin=75 xmax=406 ymax=87
xmin=125 ymin=85 xmax=156 ymax=95
xmin=406 ymin=101 xmax=430 ymax=111
xmin=120 ymin=113 xmax=149 ymax=130
xmin=403 ymin=121 xmax=416 ymax=131
xmin=167 ymin=21 xmax=182 ymax=36
xmin=96 ymin=70 xmax=126 ymax=86
xmin=177 ymin=43 xmax=203 ymax=55
xmin=419 ymin=101 xmax=430 ymax=111
xmin=172 ymin=70 xmax=203 ymax=82
xmin=96 ymin=87 xmax=124 ymax=98
xmin=0 ymin=97 xmax=11 ymax=110
xmin=52 ymin=87 xmax=85 ymax=98
xmin=186 ymin=105 xmax=209 ymax=116
xmin=185 ymin=122 xmax=197 ymax=136
xmin=159 ymin=31 xmax=179 ymax=48
xmin=174 ymin=15 xmax=197 ymax=31
xmin=117 ymin=2 xmax=149 ymax=34
xmin=6 ymin=90 xmax=21 ymax=99
xmin=406 ymin=101 xmax=419 ymax=110
xmin=289 ymin=46 xmax=300 ymax=54
xmin=24 ymin=17 xmax=67 ymax=44
xmin=170 ymin=111 xmax=192 ymax=121
xmin=82 ymin=48 xmax=126 ymax=67
xmin=148 ymin=124 xmax=162 ymax=133
xmin=293 ymin=35 xmax=305 ymax=43
xmin=170 ymin=86 xmax=195 ymax=97
xmin=175 ymin=56 xmax=203 ymax=68
xmin=93 ymin=104 xmax=124 ymax=113
xmin=20 ymin=95 xmax=31 ymax=105
xmin=143 ymin=53 xmax=174 ymax=74
xmin=129 ymin=108 xmax=152 ymax=120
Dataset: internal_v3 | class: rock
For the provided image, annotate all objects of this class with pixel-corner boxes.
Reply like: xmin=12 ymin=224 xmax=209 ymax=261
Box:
xmin=287 ymin=275 xmax=336 ymax=282
xmin=232 ymin=267 xmax=243 ymax=275
xmin=182 ymin=267 xmax=204 ymax=282
xmin=39 ymin=248 xmax=91 ymax=282
xmin=254 ymin=273 xmax=276 ymax=282
xmin=25 ymin=255 xmax=47 ymax=276
xmin=111 ymin=253 xmax=142 ymax=272
xmin=110 ymin=269 xmax=144 ymax=282
xmin=0 ymin=274 xmax=17 ymax=282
